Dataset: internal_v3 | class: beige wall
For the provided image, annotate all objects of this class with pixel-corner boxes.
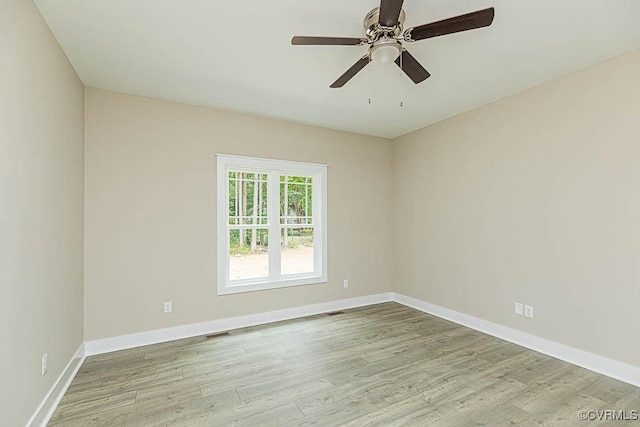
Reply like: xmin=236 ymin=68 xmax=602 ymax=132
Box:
xmin=0 ymin=0 xmax=84 ymax=425
xmin=393 ymin=49 xmax=640 ymax=367
xmin=84 ymin=88 xmax=393 ymax=340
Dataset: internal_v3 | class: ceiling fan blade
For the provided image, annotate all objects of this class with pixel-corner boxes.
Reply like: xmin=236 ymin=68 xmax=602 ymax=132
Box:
xmin=291 ymin=36 xmax=365 ymax=46
xmin=395 ymin=50 xmax=430 ymax=84
xmin=330 ymin=55 xmax=370 ymax=88
xmin=379 ymin=0 xmax=405 ymax=27
xmin=404 ymin=7 xmax=495 ymax=42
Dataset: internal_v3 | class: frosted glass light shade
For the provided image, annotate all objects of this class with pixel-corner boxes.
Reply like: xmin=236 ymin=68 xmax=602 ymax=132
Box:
xmin=371 ymin=44 xmax=401 ymax=64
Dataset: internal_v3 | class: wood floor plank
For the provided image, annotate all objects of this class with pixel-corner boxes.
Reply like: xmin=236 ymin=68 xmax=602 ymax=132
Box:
xmin=236 ymin=376 xmax=334 ymax=404
xmin=234 ymin=402 xmax=305 ymax=427
xmin=360 ymin=334 xmax=439 ymax=363
xmin=504 ymin=356 xmax=570 ymax=387
xmin=100 ymin=366 xmax=184 ymax=391
xmin=49 ymin=390 xmax=137 ymax=424
xmin=580 ymin=375 xmax=640 ymax=404
xmin=48 ymin=303 xmax=640 ymax=426
xmin=198 ymin=355 xmax=367 ymax=398
xmin=344 ymin=379 xmax=475 ymax=427
xmin=454 ymin=360 xmax=512 ymax=390
xmin=613 ymin=389 xmax=640 ymax=411
xmin=458 ymin=402 xmax=533 ymax=427
xmin=527 ymin=393 xmax=608 ymax=426
xmin=476 ymin=340 xmax=529 ymax=364
xmin=135 ymin=379 xmax=203 ymax=405
xmin=510 ymin=366 xmax=600 ymax=413
xmin=295 ymin=388 xmax=399 ymax=426
xmin=425 ymin=378 xmax=530 ymax=426
xmin=182 ymin=354 xmax=284 ymax=381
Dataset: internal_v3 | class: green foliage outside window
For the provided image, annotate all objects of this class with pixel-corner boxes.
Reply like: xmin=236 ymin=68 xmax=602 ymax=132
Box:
xmin=228 ymin=172 xmax=313 ymax=255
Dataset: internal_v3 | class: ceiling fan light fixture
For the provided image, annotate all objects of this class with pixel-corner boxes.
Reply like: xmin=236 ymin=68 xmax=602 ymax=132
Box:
xmin=370 ymin=42 xmax=401 ymax=65
xmin=292 ymin=2 xmax=496 ymax=87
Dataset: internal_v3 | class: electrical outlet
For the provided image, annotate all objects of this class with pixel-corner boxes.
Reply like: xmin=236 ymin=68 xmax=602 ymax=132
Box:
xmin=41 ymin=353 xmax=48 ymax=376
xmin=524 ymin=305 xmax=534 ymax=318
xmin=514 ymin=302 xmax=523 ymax=315
xmin=163 ymin=301 xmax=172 ymax=313
xmin=343 ymin=280 xmax=349 ymax=289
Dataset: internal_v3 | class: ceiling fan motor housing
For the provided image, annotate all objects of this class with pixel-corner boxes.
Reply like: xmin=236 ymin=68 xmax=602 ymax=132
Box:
xmin=364 ymin=7 xmax=405 ymax=40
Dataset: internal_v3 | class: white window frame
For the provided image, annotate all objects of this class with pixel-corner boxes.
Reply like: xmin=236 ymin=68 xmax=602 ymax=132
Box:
xmin=216 ymin=154 xmax=328 ymax=295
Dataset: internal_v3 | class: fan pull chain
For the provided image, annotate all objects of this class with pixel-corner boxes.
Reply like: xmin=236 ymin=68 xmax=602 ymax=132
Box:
xmin=399 ymin=51 xmax=404 ymax=107
xmin=368 ymin=55 xmax=372 ymax=105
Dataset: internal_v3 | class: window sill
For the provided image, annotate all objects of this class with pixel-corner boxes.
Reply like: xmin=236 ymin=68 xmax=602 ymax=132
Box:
xmin=218 ymin=275 xmax=327 ymax=295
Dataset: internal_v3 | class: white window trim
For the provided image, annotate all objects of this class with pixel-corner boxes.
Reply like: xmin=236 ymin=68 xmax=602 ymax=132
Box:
xmin=216 ymin=154 xmax=328 ymax=295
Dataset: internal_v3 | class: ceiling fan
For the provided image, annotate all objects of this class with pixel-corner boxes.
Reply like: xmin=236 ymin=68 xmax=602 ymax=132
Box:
xmin=291 ymin=0 xmax=495 ymax=88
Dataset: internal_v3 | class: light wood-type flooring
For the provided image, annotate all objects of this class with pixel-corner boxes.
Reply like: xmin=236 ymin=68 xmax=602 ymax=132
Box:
xmin=49 ymin=303 xmax=640 ymax=426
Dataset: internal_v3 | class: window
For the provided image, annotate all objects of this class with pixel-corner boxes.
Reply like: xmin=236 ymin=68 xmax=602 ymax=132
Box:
xmin=216 ymin=154 xmax=327 ymax=295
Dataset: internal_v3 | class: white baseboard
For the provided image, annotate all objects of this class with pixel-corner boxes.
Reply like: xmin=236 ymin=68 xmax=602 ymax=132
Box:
xmin=392 ymin=292 xmax=640 ymax=388
xmin=85 ymin=293 xmax=393 ymax=356
xmin=27 ymin=343 xmax=86 ymax=427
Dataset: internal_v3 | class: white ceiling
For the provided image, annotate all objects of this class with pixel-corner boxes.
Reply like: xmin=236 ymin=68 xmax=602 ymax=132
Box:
xmin=34 ymin=0 xmax=640 ymax=139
